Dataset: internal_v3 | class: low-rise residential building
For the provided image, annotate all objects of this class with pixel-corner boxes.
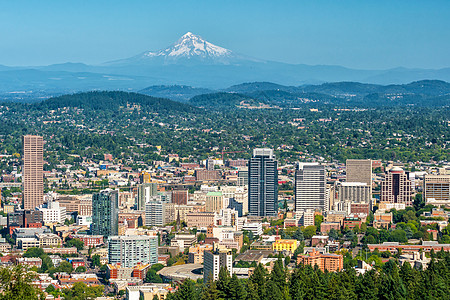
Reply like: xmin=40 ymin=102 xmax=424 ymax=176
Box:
xmin=107 ymin=263 xmax=151 ymax=280
xmin=18 ymin=238 xmax=40 ymax=250
xmin=126 ymin=284 xmax=173 ymax=300
xmin=367 ymin=241 xmax=450 ymax=253
xmin=188 ymin=244 xmax=213 ymax=264
xmin=373 ymin=210 xmax=393 ymax=229
xmin=320 ymin=222 xmax=341 ymax=233
xmin=272 ymin=239 xmax=298 ymax=253
xmin=170 ymin=234 xmax=197 ymax=251
xmin=186 ymin=212 xmax=216 ymax=228
xmin=43 ymin=247 xmax=78 ymax=255
xmin=70 ymin=234 xmax=104 ymax=248
xmin=343 ymin=216 xmax=362 ymax=229
xmin=242 ymin=223 xmax=263 ymax=236
xmin=311 ymin=235 xmax=329 ymax=246
xmin=36 ymin=233 xmax=62 ymax=248
xmin=297 ymin=250 xmax=343 ymax=272
xmin=16 ymin=257 xmax=42 ymax=268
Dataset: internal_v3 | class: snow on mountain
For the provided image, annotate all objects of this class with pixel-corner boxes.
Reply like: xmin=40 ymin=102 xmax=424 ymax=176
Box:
xmin=143 ymin=32 xmax=233 ymax=59
xmin=105 ymin=32 xmax=252 ymax=66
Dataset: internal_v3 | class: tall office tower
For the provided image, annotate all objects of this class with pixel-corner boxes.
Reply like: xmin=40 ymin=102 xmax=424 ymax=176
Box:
xmin=108 ymin=235 xmax=158 ymax=268
xmin=172 ymin=189 xmax=188 ymax=205
xmin=346 ymin=159 xmax=372 ymax=186
xmin=206 ymin=158 xmax=215 ymax=171
xmin=203 ymin=249 xmax=233 ymax=282
xmin=423 ymin=175 xmax=450 ymax=205
xmin=23 ymin=135 xmax=44 ymax=210
xmin=380 ymin=167 xmax=412 ymax=206
xmin=145 ymin=201 xmax=165 ymax=226
xmin=137 ymin=183 xmax=158 ymax=211
xmin=294 ymin=163 xmax=326 ymax=211
xmin=92 ymin=189 xmax=119 ymax=236
xmin=248 ymin=149 xmax=278 ymax=217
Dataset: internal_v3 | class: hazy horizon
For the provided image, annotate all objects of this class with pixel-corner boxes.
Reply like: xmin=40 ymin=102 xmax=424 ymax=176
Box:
xmin=1 ymin=1 xmax=449 ymax=70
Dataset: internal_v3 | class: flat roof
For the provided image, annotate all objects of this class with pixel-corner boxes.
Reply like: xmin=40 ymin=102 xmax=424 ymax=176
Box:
xmin=157 ymin=263 xmax=203 ymax=281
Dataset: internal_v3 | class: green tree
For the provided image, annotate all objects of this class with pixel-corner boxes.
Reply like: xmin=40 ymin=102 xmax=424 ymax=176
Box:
xmin=75 ymin=266 xmax=86 ymax=273
xmin=91 ymin=254 xmax=101 ymax=267
xmin=201 ymin=278 xmax=220 ymax=300
xmin=145 ymin=269 xmax=163 ymax=283
xmin=228 ymin=274 xmax=247 ymax=300
xmin=314 ymin=215 xmax=324 ymax=228
xmin=0 ymin=265 xmax=45 ymax=300
xmin=63 ymin=282 xmax=104 ymax=300
xmin=65 ymin=238 xmax=84 ymax=251
xmin=23 ymin=247 xmax=45 ymax=258
xmin=328 ymin=228 xmax=339 ymax=240
xmin=171 ymin=279 xmax=198 ymax=300
xmin=292 ymin=227 xmax=304 ymax=241
xmin=57 ymin=261 xmax=74 ymax=274
xmin=303 ymin=225 xmax=317 ymax=239
xmin=216 ymin=267 xmax=231 ymax=299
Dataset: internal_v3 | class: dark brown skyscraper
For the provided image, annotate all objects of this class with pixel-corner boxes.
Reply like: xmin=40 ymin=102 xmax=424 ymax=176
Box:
xmin=23 ymin=135 xmax=44 ymax=210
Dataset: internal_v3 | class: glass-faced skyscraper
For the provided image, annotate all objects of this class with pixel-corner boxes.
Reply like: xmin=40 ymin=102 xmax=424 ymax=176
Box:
xmin=92 ymin=189 xmax=119 ymax=236
xmin=248 ymin=148 xmax=278 ymax=217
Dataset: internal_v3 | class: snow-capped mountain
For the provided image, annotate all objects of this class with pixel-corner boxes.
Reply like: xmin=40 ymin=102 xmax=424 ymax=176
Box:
xmin=106 ymin=32 xmax=254 ymax=65
xmin=143 ymin=32 xmax=232 ymax=59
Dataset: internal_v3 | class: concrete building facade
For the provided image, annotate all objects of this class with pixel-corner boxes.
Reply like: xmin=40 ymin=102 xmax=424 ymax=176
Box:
xmin=23 ymin=135 xmax=44 ymax=210
xmin=295 ymin=163 xmax=326 ymax=212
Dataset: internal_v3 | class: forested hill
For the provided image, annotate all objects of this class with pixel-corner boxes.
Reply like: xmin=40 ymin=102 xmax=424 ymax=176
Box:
xmin=139 ymin=85 xmax=214 ymax=102
xmin=35 ymin=91 xmax=198 ymax=113
xmin=136 ymin=80 xmax=450 ymax=108
xmin=227 ymin=80 xmax=450 ymax=96
xmin=222 ymin=80 xmax=450 ymax=107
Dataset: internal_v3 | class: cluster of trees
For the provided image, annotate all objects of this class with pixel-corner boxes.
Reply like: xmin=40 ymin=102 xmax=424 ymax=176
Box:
xmin=65 ymin=238 xmax=84 ymax=251
xmin=0 ymin=265 xmax=45 ymax=300
xmin=167 ymin=251 xmax=450 ymax=300
xmin=23 ymin=247 xmax=75 ymax=274
xmin=51 ymin=282 xmax=103 ymax=300
xmin=0 ymin=93 xmax=448 ymax=168
xmin=363 ymin=204 xmax=450 ymax=245
xmin=144 ymin=263 xmax=165 ymax=283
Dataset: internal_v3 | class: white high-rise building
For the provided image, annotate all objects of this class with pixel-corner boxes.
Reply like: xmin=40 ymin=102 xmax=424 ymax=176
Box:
xmin=145 ymin=201 xmax=165 ymax=227
xmin=295 ymin=163 xmax=326 ymax=212
xmin=203 ymin=249 xmax=233 ymax=282
xmin=38 ymin=201 xmax=67 ymax=224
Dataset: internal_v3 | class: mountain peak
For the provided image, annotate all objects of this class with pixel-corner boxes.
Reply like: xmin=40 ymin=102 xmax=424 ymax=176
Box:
xmin=181 ymin=32 xmax=195 ymax=38
xmin=141 ymin=32 xmax=233 ymax=60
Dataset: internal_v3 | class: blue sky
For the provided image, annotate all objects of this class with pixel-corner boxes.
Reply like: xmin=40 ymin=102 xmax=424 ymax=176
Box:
xmin=1 ymin=1 xmax=449 ymax=69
